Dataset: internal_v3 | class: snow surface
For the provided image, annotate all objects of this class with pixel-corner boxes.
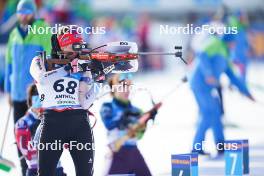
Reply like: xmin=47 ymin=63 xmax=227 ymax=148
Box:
xmin=0 ymin=62 xmax=264 ymax=176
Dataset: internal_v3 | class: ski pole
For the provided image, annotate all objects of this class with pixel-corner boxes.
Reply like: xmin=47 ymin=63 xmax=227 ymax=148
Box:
xmin=249 ymin=82 xmax=264 ymax=93
xmin=95 ymin=91 xmax=110 ymax=100
xmin=140 ymin=76 xmax=188 ymax=116
xmin=159 ymin=76 xmax=188 ymax=102
xmin=96 ymin=76 xmax=188 ymax=102
xmin=0 ymin=106 xmax=12 ymax=156
xmin=249 ymin=98 xmax=264 ymax=107
xmin=0 ymin=105 xmax=15 ymax=172
xmin=149 ymin=76 xmax=188 ymax=115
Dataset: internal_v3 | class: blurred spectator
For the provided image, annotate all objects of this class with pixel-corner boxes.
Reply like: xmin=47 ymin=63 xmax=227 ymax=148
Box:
xmin=229 ymin=11 xmax=250 ymax=84
xmin=121 ymin=15 xmax=136 ymax=40
xmin=137 ymin=13 xmax=151 ymax=71
xmin=0 ymin=0 xmax=19 ymax=43
xmin=0 ymin=0 xmax=19 ymax=24
xmin=4 ymin=0 xmax=51 ymax=175
xmin=0 ymin=53 xmax=4 ymax=92
xmin=189 ymin=30 xmax=254 ymax=156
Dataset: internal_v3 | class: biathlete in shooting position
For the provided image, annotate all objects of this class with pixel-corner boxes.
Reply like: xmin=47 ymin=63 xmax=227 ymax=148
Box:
xmin=15 ymin=84 xmax=66 ymax=176
xmin=100 ymin=73 xmax=159 ymax=176
xmin=29 ymin=26 xmax=99 ymax=176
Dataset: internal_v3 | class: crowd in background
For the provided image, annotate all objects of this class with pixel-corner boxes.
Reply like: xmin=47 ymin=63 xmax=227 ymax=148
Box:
xmin=0 ymin=1 xmax=264 ymax=93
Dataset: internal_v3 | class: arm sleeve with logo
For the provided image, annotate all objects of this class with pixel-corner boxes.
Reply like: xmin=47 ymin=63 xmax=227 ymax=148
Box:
xmin=30 ymin=56 xmax=69 ymax=84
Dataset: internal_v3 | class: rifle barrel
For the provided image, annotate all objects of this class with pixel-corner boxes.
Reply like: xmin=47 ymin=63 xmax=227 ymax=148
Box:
xmin=136 ymin=52 xmax=176 ymax=55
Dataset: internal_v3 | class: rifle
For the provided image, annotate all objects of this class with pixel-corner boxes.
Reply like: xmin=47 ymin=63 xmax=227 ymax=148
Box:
xmin=107 ymin=76 xmax=188 ymax=152
xmin=108 ymin=102 xmax=162 ymax=153
xmin=39 ymin=41 xmax=186 ymax=75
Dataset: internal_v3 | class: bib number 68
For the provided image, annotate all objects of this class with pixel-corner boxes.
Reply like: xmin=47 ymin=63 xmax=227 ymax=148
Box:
xmin=53 ymin=79 xmax=77 ymax=94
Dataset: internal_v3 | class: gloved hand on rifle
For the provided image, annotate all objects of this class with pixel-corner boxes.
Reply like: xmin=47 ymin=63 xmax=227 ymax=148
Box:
xmin=64 ymin=58 xmax=78 ymax=73
xmin=148 ymin=102 xmax=162 ymax=122
xmin=149 ymin=108 xmax=158 ymax=121
xmin=117 ymin=109 xmax=141 ymax=130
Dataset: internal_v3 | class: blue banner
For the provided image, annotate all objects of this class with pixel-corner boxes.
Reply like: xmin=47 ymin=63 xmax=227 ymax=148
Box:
xmin=242 ymin=139 xmax=249 ymax=174
xmin=172 ymin=153 xmax=198 ymax=176
xmin=225 ymin=140 xmax=244 ymax=176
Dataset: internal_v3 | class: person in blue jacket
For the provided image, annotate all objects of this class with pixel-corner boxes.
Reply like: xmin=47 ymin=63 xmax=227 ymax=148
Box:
xmin=229 ymin=11 xmax=250 ymax=84
xmin=189 ymin=33 xmax=254 ymax=156
xmin=100 ymin=73 xmax=156 ymax=176
xmin=4 ymin=1 xmax=51 ymax=174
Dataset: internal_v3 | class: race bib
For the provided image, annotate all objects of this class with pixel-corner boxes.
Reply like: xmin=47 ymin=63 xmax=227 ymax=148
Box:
xmin=37 ymin=76 xmax=80 ymax=108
